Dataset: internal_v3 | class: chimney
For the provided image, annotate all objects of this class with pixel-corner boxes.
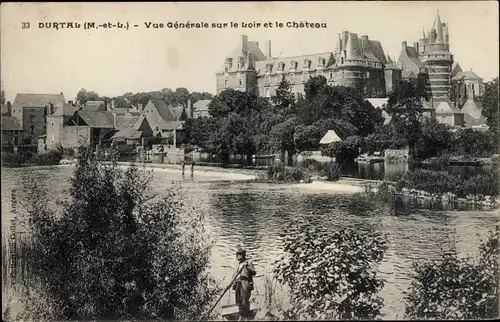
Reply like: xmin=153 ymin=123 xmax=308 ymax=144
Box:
xmin=402 ymin=41 xmax=407 ymax=50
xmin=104 ymin=100 xmax=108 ymax=110
xmin=361 ymin=35 xmax=368 ymax=41
xmin=255 ymin=41 xmax=259 ymax=48
xmin=241 ymin=35 xmax=248 ymax=54
xmin=49 ymin=103 xmax=54 ymax=115
xmin=6 ymin=101 xmax=11 ymax=116
xmin=68 ymin=100 xmax=73 ymax=106
xmin=111 ymin=99 xmax=116 ymax=109
xmin=265 ymin=40 xmax=272 ymax=58
xmin=413 ymin=42 xmax=419 ymax=53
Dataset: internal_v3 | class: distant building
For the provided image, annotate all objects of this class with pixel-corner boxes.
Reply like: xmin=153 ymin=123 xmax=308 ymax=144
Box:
xmin=142 ymin=98 xmax=187 ymax=137
xmin=111 ymin=115 xmax=154 ymax=151
xmin=11 ymin=93 xmax=66 ymax=143
xmin=192 ymin=99 xmax=211 ymax=118
xmin=1 ymin=116 xmax=23 ymax=151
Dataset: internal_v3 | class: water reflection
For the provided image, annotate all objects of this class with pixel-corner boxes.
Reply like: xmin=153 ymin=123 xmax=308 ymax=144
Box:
xmin=1 ymin=166 xmax=498 ymax=320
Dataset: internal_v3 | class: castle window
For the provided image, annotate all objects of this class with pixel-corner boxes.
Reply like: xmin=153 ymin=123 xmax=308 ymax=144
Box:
xmin=366 ymin=71 xmax=370 ymax=78
xmin=225 ymin=67 xmax=229 ymax=73
xmin=265 ymin=76 xmax=271 ymax=86
xmin=224 ymin=79 xmax=229 ymax=88
xmin=329 ymin=70 xmax=333 ymax=80
xmin=302 ymin=72 xmax=309 ymax=83
xmin=265 ymin=88 xmax=270 ymax=98
xmin=238 ymin=78 xmax=243 ymax=87
xmin=281 ymin=74 xmax=286 ymax=82
xmin=341 ymin=58 xmax=344 ymax=64
xmin=30 ymin=125 xmax=35 ymax=134
xmin=290 ymin=73 xmax=295 ymax=83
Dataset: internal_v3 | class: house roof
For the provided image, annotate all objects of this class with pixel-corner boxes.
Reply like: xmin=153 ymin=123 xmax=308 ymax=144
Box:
xmin=76 ymin=110 xmax=115 ymax=128
xmin=402 ymin=70 xmax=417 ymax=79
xmin=170 ymin=106 xmax=185 ymax=120
xmin=83 ymin=100 xmax=105 ymax=111
xmin=110 ymin=107 xmax=130 ymax=115
xmin=13 ymin=93 xmax=65 ymax=109
xmin=452 ymin=70 xmax=482 ymax=81
xmin=319 ymin=130 xmax=342 ymax=144
xmin=1 ymin=116 xmax=22 ymax=131
xmin=397 ymin=46 xmax=424 ymax=75
xmin=115 ymin=115 xmax=141 ymax=130
xmin=460 ymin=98 xmax=483 ymax=120
xmin=193 ymin=99 xmax=211 ymax=112
xmin=217 ymin=38 xmax=267 ymax=74
xmin=148 ymin=99 xmax=177 ymax=122
xmin=451 ymin=62 xmax=462 ymax=77
xmin=50 ymin=103 xmax=78 ymax=117
xmin=434 ymin=101 xmax=463 ymax=115
xmin=111 ymin=128 xmax=143 ymax=140
xmin=162 ymin=121 xmax=184 ymax=131
xmin=254 ymin=52 xmax=335 ymax=76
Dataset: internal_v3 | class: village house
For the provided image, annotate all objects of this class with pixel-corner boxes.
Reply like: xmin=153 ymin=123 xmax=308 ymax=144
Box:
xmin=1 ymin=115 xmax=23 ymax=152
xmin=142 ymin=98 xmax=189 ymax=145
xmin=110 ymin=115 xmax=154 ymax=152
xmin=192 ymin=99 xmax=211 ymax=118
xmin=63 ymin=109 xmax=116 ymax=148
xmin=11 ymin=93 xmax=66 ymax=144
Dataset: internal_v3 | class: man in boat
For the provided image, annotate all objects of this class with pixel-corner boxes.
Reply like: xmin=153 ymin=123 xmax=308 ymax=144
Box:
xmin=232 ymin=248 xmax=256 ymax=320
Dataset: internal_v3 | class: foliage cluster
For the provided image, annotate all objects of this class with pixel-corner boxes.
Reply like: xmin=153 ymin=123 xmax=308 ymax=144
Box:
xmin=1 ymin=149 xmax=63 ymax=168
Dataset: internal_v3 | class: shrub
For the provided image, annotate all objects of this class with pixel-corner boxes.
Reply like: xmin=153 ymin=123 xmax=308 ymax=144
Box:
xmin=267 ymin=164 xmax=311 ymax=183
xmin=404 ymin=226 xmax=499 ymax=320
xmin=1 ymin=152 xmax=26 ymax=167
xmin=273 ymin=224 xmax=388 ymax=320
xmin=322 ymin=162 xmax=341 ymax=181
xmin=28 ymin=149 xmax=63 ymax=166
xmin=13 ymin=145 xmax=220 ymax=321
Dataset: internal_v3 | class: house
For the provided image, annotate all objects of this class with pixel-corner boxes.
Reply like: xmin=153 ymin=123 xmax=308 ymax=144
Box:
xmin=11 ymin=93 xmax=66 ymax=143
xmin=1 ymin=116 xmax=23 ymax=151
xmin=110 ymin=115 xmax=154 ymax=152
xmin=46 ymin=102 xmax=78 ymax=150
xmin=192 ymin=99 xmax=211 ymax=118
xmin=64 ymin=110 xmax=116 ymax=148
xmin=142 ymin=98 xmax=187 ymax=137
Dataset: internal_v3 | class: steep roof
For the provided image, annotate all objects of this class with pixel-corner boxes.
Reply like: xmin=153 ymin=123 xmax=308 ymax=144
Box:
xmin=397 ymin=45 xmax=424 ymax=75
xmin=111 ymin=128 xmax=143 ymax=140
xmin=451 ymin=62 xmax=462 ymax=77
xmin=170 ymin=106 xmax=185 ymax=120
xmin=452 ymin=70 xmax=482 ymax=81
xmin=50 ymin=103 xmax=78 ymax=117
xmin=464 ymin=113 xmax=487 ymax=127
xmin=115 ymin=115 xmax=141 ymax=130
xmin=217 ymin=38 xmax=267 ymax=74
xmin=1 ymin=116 xmax=22 ymax=131
xmin=13 ymin=93 xmax=65 ymax=108
xmin=460 ymin=98 xmax=483 ymax=120
xmin=76 ymin=110 xmax=115 ymax=128
xmin=148 ymin=99 xmax=177 ymax=122
xmin=319 ymin=130 xmax=342 ymax=144
xmin=358 ymin=38 xmax=387 ymax=65
xmin=254 ymin=52 xmax=334 ymax=76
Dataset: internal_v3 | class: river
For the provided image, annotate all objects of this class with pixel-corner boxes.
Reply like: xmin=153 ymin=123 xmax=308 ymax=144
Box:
xmin=1 ymin=164 xmax=498 ymax=319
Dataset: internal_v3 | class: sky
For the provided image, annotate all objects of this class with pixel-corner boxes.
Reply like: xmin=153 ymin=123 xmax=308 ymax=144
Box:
xmin=1 ymin=1 xmax=499 ymax=102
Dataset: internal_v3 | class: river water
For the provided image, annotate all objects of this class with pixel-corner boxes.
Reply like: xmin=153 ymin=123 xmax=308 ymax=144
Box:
xmin=1 ymin=165 xmax=499 ymax=319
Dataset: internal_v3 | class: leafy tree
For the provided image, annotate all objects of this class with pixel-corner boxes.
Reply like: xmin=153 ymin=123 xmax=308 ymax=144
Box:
xmin=208 ymin=89 xmax=262 ymax=118
xmin=451 ymin=128 xmax=497 ymax=157
xmin=273 ymin=224 xmax=388 ymax=320
xmin=404 ymin=226 xmax=499 ymax=320
xmin=336 ymin=135 xmax=362 ymax=164
xmin=210 ymin=113 xmax=255 ymax=164
xmin=293 ymin=125 xmax=322 ymax=152
xmin=76 ymin=89 xmax=101 ymax=105
xmin=271 ymin=79 xmax=296 ymax=116
xmin=1 ymin=89 xmax=5 ymax=104
xmin=303 ymin=75 xmax=328 ymax=100
xmin=479 ymin=77 xmax=499 ymax=134
xmin=270 ymin=117 xmax=299 ymax=165
xmin=415 ymin=119 xmax=454 ymax=158
xmin=15 ymin=146 xmax=219 ymax=320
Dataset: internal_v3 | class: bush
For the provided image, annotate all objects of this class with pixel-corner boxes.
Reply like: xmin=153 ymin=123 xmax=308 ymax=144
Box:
xmin=322 ymin=162 xmax=341 ymax=181
xmin=1 ymin=152 xmax=27 ymax=167
xmin=273 ymin=224 xmax=388 ymax=320
xmin=404 ymin=226 xmax=499 ymax=320
xmin=28 ymin=149 xmax=63 ymax=166
xmin=14 ymin=145 xmax=220 ymax=320
xmin=267 ymin=164 xmax=311 ymax=183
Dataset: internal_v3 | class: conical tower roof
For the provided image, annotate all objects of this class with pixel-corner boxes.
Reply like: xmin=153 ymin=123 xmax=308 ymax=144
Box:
xmin=434 ymin=12 xmax=444 ymax=44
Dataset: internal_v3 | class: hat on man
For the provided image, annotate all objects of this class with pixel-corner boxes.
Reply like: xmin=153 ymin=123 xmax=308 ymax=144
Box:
xmin=236 ymin=248 xmax=246 ymax=257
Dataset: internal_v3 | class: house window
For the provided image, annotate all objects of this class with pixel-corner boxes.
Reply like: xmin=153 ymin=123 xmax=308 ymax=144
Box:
xmin=366 ymin=71 xmax=370 ymax=78
xmin=265 ymin=76 xmax=271 ymax=85
xmin=225 ymin=67 xmax=229 ymax=73
xmin=224 ymin=79 xmax=229 ymax=88
xmin=290 ymin=73 xmax=295 ymax=83
xmin=302 ymin=72 xmax=309 ymax=83
xmin=265 ymin=88 xmax=270 ymax=98
xmin=239 ymin=78 xmax=243 ymax=87
xmin=329 ymin=70 xmax=333 ymax=80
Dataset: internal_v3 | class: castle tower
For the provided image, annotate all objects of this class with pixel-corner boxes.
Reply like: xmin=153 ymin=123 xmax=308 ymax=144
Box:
xmin=421 ymin=11 xmax=453 ymax=104
xmin=384 ymin=54 xmax=402 ymax=95
xmin=333 ymin=31 xmax=365 ymax=93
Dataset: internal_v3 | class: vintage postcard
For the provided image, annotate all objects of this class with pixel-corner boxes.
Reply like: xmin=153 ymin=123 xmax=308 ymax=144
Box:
xmin=1 ymin=1 xmax=499 ymax=321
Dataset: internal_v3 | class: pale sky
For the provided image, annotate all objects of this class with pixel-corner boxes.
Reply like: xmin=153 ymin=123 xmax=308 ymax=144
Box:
xmin=1 ymin=1 xmax=498 ymax=102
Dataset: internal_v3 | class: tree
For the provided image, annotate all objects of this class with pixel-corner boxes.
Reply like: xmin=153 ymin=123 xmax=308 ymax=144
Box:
xmin=404 ymin=226 xmax=499 ymax=320
xmin=1 ymin=89 xmax=5 ymax=104
xmin=76 ymin=88 xmax=101 ymax=105
xmin=293 ymin=125 xmax=322 ymax=152
xmin=479 ymin=77 xmax=499 ymax=134
xmin=415 ymin=119 xmax=454 ymax=158
xmin=271 ymin=79 xmax=296 ymax=116
xmin=16 ymin=146 xmax=220 ymax=320
xmin=270 ymin=117 xmax=299 ymax=166
xmin=273 ymin=224 xmax=388 ymax=320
